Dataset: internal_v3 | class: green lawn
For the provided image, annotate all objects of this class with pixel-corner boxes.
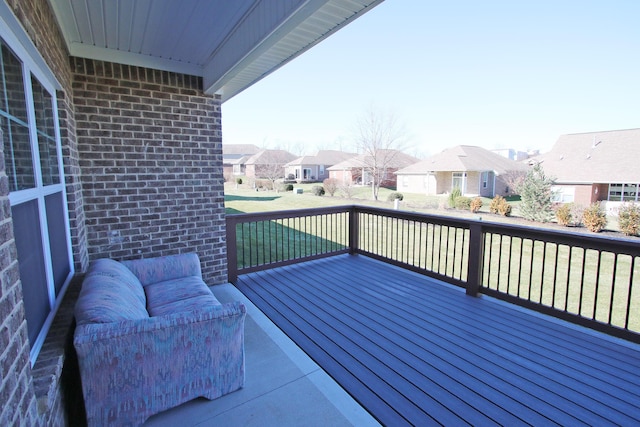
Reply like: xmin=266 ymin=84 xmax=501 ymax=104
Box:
xmin=225 ymin=181 xmax=515 ymax=218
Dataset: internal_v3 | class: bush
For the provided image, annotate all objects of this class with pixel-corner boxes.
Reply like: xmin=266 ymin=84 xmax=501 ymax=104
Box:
xmin=555 ymin=203 xmax=573 ymax=226
xmin=454 ymin=196 xmax=472 ymax=210
xmin=254 ymin=179 xmax=272 ymax=190
xmin=340 ymin=183 xmax=355 ymax=199
xmin=312 ymin=185 xmax=325 ymax=196
xmin=285 ymin=184 xmax=294 ymax=192
xmin=582 ymin=202 xmax=607 ymax=232
xmin=235 ymin=177 xmax=243 ymax=185
xmin=470 ymin=197 xmax=483 ymax=213
xmin=448 ymin=188 xmax=462 ymax=208
xmin=323 ymin=178 xmax=339 ymax=196
xmin=387 ymin=192 xmax=404 ymax=202
xmin=489 ymin=195 xmax=512 ymax=216
xmin=618 ymin=203 xmax=640 ymax=236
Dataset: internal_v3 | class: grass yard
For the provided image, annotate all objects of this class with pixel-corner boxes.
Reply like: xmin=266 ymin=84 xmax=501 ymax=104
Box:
xmin=225 ymin=181 xmax=515 ymax=219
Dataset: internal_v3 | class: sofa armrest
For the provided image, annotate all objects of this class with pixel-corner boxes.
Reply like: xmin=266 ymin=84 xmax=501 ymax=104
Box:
xmin=121 ymin=252 xmax=202 ymax=286
xmin=74 ymin=301 xmax=245 ymax=344
xmin=74 ymin=301 xmax=246 ymax=426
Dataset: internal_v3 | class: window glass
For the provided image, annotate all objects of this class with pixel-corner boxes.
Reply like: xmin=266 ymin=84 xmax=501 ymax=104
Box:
xmin=0 ymin=34 xmax=72 ymax=363
xmin=622 ymin=183 xmax=638 ymax=202
xmin=1 ymin=42 xmax=35 ymax=190
xmin=46 ymin=192 xmax=70 ymax=294
xmin=452 ymin=172 xmax=467 ymax=193
xmin=608 ymin=183 xmax=639 ymax=202
xmin=0 ymin=43 xmax=28 ymax=122
xmin=608 ymin=183 xmax=623 ymax=201
xmin=12 ymin=200 xmax=49 ymax=344
xmin=31 ymin=75 xmax=60 ymax=185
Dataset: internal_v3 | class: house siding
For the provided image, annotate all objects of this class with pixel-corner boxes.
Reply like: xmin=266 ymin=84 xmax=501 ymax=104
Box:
xmin=398 ymin=171 xmax=510 ymax=198
xmin=330 ymin=169 xmax=353 ymax=184
xmin=2 ymin=1 xmax=229 ymax=425
xmin=494 ymin=175 xmax=514 ymax=197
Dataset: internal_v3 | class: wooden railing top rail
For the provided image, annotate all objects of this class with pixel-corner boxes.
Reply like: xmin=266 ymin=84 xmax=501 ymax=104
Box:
xmin=227 ymin=204 xmax=640 ymax=255
xmin=226 ymin=205 xmax=353 ymax=223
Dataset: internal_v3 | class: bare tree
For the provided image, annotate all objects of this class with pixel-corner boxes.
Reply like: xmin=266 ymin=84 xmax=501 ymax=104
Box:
xmin=502 ymin=170 xmax=527 ymax=196
xmin=354 ymin=106 xmax=410 ymax=200
xmin=255 ymin=149 xmax=295 ymax=190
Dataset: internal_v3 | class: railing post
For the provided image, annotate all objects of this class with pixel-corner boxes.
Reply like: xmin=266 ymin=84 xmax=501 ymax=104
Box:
xmin=226 ymin=217 xmax=238 ymax=284
xmin=349 ymin=206 xmax=359 ymax=254
xmin=466 ymin=222 xmax=483 ymax=296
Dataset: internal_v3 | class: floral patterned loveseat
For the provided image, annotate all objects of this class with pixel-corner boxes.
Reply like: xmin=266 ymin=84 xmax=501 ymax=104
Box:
xmin=73 ymin=252 xmax=246 ymax=426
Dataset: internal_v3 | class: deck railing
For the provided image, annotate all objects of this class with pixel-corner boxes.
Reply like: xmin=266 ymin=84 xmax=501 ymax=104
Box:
xmin=226 ymin=205 xmax=640 ymax=342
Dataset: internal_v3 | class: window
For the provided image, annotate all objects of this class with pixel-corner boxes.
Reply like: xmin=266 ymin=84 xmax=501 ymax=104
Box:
xmin=551 ymin=186 xmax=575 ymax=203
xmin=481 ymin=171 xmax=488 ymax=189
xmin=1 ymin=34 xmax=73 ymax=364
xmin=608 ymin=183 xmax=639 ymax=202
xmin=452 ymin=172 xmax=467 ymax=194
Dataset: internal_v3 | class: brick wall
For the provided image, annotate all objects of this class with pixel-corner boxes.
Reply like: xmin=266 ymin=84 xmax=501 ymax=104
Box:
xmin=2 ymin=0 xmax=86 ymax=424
xmin=0 ymin=127 xmax=40 ymax=426
xmin=72 ymin=58 xmax=228 ymax=284
xmin=3 ymin=1 xmax=229 ymax=424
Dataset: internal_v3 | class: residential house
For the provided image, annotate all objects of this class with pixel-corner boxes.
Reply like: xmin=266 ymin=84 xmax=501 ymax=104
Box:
xmin=244 ymin=149 xmax=297 ymax=181
xmin=223 ymin=144 xmax=260 ymax=178
xmin=285 ymin=150 xmax=357 ymax=182
xmin=0 ymin=1 xmax=381 ymax=425
xmin=395 ymin=145 xmax=529 ymax=197
xmin=328 ymin=149 xmax=419 ymax=188
xmin=532 ymin=128 xmax=640 ymax=208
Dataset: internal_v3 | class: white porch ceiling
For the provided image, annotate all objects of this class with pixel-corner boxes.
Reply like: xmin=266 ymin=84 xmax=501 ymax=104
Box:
xmin=47 ymin=0 xmax=383 ymax=101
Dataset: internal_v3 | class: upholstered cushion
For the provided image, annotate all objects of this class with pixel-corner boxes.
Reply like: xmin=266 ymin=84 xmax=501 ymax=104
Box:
xmin=145 ymin=276 xmax=221 ymax=317
xmin=75 ymin=258 xmax=148 ymax=325
xmin=121 ymin=253 xmax=202 ymax=287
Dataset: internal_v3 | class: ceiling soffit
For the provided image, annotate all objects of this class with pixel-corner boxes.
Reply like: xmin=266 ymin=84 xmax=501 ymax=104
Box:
xmin=48 ymin=0 xmax=383 ymax=101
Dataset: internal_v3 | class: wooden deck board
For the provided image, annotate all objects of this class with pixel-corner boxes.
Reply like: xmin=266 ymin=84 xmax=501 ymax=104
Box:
xmin=236 ymin=254 xmax=640 ymax=426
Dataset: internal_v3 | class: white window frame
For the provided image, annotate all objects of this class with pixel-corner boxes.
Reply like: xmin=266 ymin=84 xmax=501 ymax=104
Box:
xmin=608 ymin=183 xmax=639 ymax=202
xmin=551 ymin=186 xmax=575 ymax=203
xmin=1 ymin=6 xmax=74 ymax=365
xmin=452 ymin=172 xmax=467 ymax=194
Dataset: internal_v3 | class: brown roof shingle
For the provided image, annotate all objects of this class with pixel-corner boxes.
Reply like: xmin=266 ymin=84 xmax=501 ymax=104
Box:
xmin=396 ymin=145 xmax=528 ymax=175
xmin=533 ymin=129 xmax=640 ymax=184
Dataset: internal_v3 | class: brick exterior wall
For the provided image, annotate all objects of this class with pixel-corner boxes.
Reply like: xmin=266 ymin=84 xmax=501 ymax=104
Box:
xmin=2 ymin=0 xmax=227 ymax=425
xmin=0 ymin=127 xmax=40 ymax=426
xmin=71 ymin=58 xmax=228 ymax=285
xmin=2 ymin=0 xmax=87 ymax=425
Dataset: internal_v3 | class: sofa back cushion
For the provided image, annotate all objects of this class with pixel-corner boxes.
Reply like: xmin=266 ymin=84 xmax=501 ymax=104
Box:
xmin=75 ymin=258 xmax=149 ymax=325
xmin=121 ymin=253 xmax=202 ymax=287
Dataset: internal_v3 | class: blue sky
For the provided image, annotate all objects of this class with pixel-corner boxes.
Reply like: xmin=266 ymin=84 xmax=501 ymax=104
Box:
xmin=222 ymin=1 xmax=640 ymax=158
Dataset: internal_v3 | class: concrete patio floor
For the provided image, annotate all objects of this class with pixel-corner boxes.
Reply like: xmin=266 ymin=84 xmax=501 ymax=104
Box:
xmin=144 ymin=283 xmax=379 ymax=427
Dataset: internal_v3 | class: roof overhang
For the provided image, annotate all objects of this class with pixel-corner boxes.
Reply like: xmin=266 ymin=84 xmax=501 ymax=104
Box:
xmin=47 ymin=0 xmax=383 ymax=102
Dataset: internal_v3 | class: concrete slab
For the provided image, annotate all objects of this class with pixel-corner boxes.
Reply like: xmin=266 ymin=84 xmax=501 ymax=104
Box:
xmin=144 ymin=284 xmax=380 ymax=427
